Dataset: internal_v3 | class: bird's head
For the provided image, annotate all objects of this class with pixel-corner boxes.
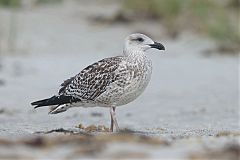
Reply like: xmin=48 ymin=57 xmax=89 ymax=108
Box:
xmin=124 ymin=33 xmax=165 ymax=54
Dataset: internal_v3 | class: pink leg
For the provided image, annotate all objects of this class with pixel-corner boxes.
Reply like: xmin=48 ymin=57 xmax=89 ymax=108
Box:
xmin=110 ymin=106 xmax=119 ymax=132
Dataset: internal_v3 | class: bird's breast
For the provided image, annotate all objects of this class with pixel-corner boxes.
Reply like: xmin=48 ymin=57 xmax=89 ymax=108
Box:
xmin=117 ymin=57 xmax=152 ymax=105
xmin=96 ymin=56 xmax=152 ymax=107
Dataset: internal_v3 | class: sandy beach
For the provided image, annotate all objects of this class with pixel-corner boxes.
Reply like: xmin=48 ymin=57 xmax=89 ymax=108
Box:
xmin=0 ymin=1 xmax=239 ymax=159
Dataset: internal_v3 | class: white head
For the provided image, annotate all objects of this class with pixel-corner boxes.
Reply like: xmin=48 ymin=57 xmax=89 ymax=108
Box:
xmin=123 ymin=33 xmax=165 ymax=55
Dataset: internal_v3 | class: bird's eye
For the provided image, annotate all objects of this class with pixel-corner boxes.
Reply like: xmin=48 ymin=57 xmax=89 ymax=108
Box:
xmin=136 ymin=37 xmax=144 ymax=42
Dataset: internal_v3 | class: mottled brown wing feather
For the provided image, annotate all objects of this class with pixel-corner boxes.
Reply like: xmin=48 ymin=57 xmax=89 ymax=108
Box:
xmin=58 ymin=56 xmax=123 ymax=101
xmin=59 ymin=76 xmax=75 ymax=94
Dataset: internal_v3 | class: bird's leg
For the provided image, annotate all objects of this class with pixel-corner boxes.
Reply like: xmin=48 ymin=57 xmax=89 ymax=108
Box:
xmin=110 ymin=112 xmax=114 ymax=132
xmin=113 ymin=107 xmax=120 ymax=131
xmin=110 ymin=106 xmax=119 ymax=132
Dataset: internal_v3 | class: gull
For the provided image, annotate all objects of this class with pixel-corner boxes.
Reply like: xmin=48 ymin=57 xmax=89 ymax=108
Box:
xmin=31 ymin=33 xmax=165 ymax=132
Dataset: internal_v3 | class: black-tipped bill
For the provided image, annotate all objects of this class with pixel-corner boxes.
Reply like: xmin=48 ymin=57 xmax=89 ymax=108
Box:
xmin=149 ymin=42 xmax=165 ymax=50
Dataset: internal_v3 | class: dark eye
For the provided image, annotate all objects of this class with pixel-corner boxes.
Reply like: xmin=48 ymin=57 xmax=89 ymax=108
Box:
xmin=136 ymin=37 xmax=144 ymax=42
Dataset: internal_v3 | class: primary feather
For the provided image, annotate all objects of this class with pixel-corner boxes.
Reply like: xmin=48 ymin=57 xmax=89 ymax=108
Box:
xmin=31 ymin=56 xmax=124 ymax=108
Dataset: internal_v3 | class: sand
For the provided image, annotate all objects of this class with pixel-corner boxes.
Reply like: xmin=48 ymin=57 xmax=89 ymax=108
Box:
xmin=0 ymin=1 xmax=239 ymax=159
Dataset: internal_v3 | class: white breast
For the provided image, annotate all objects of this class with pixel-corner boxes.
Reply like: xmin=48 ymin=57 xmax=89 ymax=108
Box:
xmin=96 ymin=54 xmax=152 ymax=107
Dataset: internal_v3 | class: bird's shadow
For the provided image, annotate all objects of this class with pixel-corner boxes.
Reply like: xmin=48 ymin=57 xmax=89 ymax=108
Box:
xmin=33 ymin=127 xmax=157 ymax=136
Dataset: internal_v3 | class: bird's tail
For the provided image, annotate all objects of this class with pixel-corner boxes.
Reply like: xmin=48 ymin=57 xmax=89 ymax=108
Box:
xmin=31 ymin=95 xmax=73 ymax=109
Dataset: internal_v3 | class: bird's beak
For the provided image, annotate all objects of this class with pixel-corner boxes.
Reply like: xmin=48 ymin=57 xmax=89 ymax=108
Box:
xmin=149 ymin=42 xmax=165 ymax=50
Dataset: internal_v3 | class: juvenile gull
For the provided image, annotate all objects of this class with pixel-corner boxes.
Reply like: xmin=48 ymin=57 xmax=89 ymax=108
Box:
xmin=31 ymin=33 xmax=165 ymax=132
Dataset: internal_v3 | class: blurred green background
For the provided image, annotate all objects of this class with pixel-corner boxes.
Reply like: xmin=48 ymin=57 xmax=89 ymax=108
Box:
xmin=122 ymin=0 xmax=240 ymax=53
xmin=0 ymin=0 xmax=239 ymax=54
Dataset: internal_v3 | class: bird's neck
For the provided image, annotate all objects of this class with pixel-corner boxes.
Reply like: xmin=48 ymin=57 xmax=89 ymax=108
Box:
xmin=124 ymin=48 xmax=145 ymax=57
xmin=123 ymin=49 xmax=149 ymax=63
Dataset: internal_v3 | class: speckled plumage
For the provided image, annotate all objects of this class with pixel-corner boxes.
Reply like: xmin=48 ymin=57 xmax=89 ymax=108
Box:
xmin=59 ymin=56 xmax=124 ymax=102
xmin=53 ymin=51 xmax=152 ymax=109
xmin=31 ymin=33 xmax=165 ymax=131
